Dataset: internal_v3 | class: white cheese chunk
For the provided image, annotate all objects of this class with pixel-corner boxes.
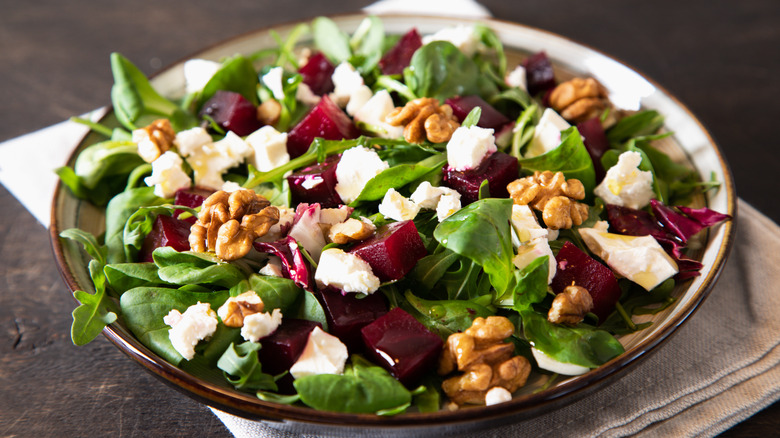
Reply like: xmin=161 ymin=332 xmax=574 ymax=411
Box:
xmin=185 ymin=131 xmax=252 ymax=189
xmin=594 ymin=151 xmax=655 ymax=209
xmin=334 ymin=146 xmax=390 ymax=204
xmin=510 ymin=204 xmax=548 ymax=247
xmin=531 ymin=347 xmax=590 ymax=376
xmin=379 ymin=188 xmax=420 ymax=221
xmin=512 ymin=237 xmax=556 ymax=284
xmin=163 ymin=302 xmax=218 ymax=361
xmin=346 ymin=85 xmax=374 ymax=117
xmin=261 ymin=66 xmax=285 ymax=100
xmin=144 ymin=151 xmax=192 ymax=198
xmin=183 ymin=59 xmax=221 ymax=94
xmin=258 ymin=256 xmax=284 ymax=277
xmin=485 ymin=387 xmax=513 ymax=406
xmin=353 ymin=90 xmax=404 ymax=139
xmin=579 ymin=224 xmax=678 ymax=291
xmin=295 ymin=82 xmax=321 ymax=106
xmin=245 ymin=125 xmax=290 ymax=172
xmin=314 ymin=248 xmax=380 ymax=294
xmin=330 ymin=62 xmax=365 ymax=108
xmin=132 ymin=128 xmax=164 ymax=163
xmin=175 ymin=127 xmax=213 ymax=157
xmin=505 ymin=65 xmax=527 ymax=91
xmin=436 ymin=193 xmax=462 ymax=222
xmin=525 ymin=108 xmax=571 ymax=158
xmin=410 ymin=181 xmax=460 ymax=210
xmin=422 ymin=25 xmax=479 ymax=57
xmin=289 ymin=326 xmax=349 ymax=379
xmin=241 ymin=308 xmax=283 ymax=342
xmin=446 ymin=125 xmax=497 ymax=171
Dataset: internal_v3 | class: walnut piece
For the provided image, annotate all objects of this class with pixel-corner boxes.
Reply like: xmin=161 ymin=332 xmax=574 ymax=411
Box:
xmin=327 ymin=218 xmax=376 ymax=244
xmin=133 ymin=118 xmax=176 ymax=163
xmin=548 ymin=77 xmax=611 ymax=124
xmin=217 ymin=291 xmax=265 ymax=327
xmin=257 ymin=100 xmax=282 ymax=126
xmin=439 ymin=316 xmax=531 ymax=405
xmin=507 ymin=171 xmax=589 ymax=230
xmin=548 ymin=285 xmax=594 ymax=325
xmin=189 ymin=189 xmax=279 ymax=261
xmin=386 ymin=97 xmax=460 ymax=144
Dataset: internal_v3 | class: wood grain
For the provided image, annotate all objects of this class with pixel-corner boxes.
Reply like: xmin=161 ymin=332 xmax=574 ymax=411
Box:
xmin=0 ymin=0 xmax=777 ymax=436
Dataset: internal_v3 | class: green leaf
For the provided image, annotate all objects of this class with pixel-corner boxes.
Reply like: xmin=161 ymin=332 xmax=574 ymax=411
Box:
xmin=104 ymin=262 xmax=168 ymax=295
xmin=473 ymin=23 xmax=506 ymax=77
xmin=404 ymin=41 xmax=498 ymax=101
xmin=461 ymin=107 xmax=482 ymax=128
xmin=199 ymin=54 xmax=260 ymax=108
xmin=312 ymin=17 xmax=352 ymax=64
xmin=230 ymin=274 xmax=302 ymax=313
xmin=71 ymin=260 xmax=118 ymax=346
xmin=217 ymin=342 xmax=278 ymax=391
xmin=402 ymin=290 xmax=492 ymax=338
xmin=60 ymin=228 xmax=107 ymax=266
xmin=350 ymin=16 xmax=385 ymax=72
xmin=511 ymin=256 xmax=549 ymax=312
xmin=606 ymin=110 xmax=664 ymax=145
xmin=72 ymin=140 xmax=145 ymax=189
xmin=290 ymin=290 xmax=329 ymax=330
xmin=351 ymin=153 xmax=447 ymax=203
xmin=122 ymin=205 xmax=192 ymax=262
xmin=521 ymin=310 xmax=625 ymax=368
xmin=104 ymin=186 xmax=166 ymax=264
xmin=256 ymin=391 xmax=301 ymax=404
xmin=517 ymin=126 xmax=597 ymax=197
xmin=294 ymin=355 xmax=412 ymax=414
xmin=433 ymin=198 xmax=515 ymax=296
xmin=153 ymin=247 xmax=246 ymax=288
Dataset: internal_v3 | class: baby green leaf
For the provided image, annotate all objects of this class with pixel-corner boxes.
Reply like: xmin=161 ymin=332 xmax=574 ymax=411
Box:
xmin=60 ymin=228 xmax=107 ymax=266
xmin=217 ymin=342 xmax=278 ymax=391
xmin=351 ymin=153 xmax=447 ymax=204
xmin=402 ymin=290 xmax=492 ymax=338
xmin=71 ymin=260 xmax=118 ymax=346
xmin=153 ymin=247 xmax=246 ymax=288
xmin=199 ymin=54 xmax=260 ymax=108
xmin=313 ymin=17 xmax=352 ymax=64
xmin=511 ymin=256 xmax=549 ymax=312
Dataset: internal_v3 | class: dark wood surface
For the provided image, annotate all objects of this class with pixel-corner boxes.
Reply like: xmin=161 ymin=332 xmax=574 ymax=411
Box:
xmin=1 ymin=1 xmax=777 ymax=436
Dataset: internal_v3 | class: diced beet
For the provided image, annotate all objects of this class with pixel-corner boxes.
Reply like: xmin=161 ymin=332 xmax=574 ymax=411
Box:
xmin=349 ymin=220 xmax=427 ymax=282
xmin=445 ymin=95 xmax=510 ymax=131
xmin=576 ymin=117 xmax=610 ymax=182
xmin=173 ymin=186 xmax=214 ymax=224
xmin=551 ymin=242 xmax=622 ymax=322
xmin=298 ymin=52 xmax=335 ymax=96
xmin=137 ymin=215 xmax=192 ymax=263
xmin=361 ymin=307 xmax=443 ymax=386
xmin=522 ymin=51 xmax=556 ymax=96
xmin=379 ymin=28 xmax=423 ymax=75
xmin=442 ymin=151 xmax=519 ymax=204
xmin=287 ymin=154 xmax=343 ymax=208
xmin=198 ymin=90 xmax=261 ymax=136
xmin=257 ymin=318 xmax=322 ymax=393
xmin=318 ymin=287 xmax=388 ymax=351
xmin=254 ymin=236 xmax=313 ymax=291
xmin=286 ymin=95 xmax=360 ymax=159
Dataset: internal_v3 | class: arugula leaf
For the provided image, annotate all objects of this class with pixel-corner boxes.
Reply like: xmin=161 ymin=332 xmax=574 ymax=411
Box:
xmin=312 ymin=17 xmax=352 ymax=64
xmin=511 ymin=256 xmax=549 ymax=312
xmin=404 ymin=41 xmax=498 ymax=101
xmin=71 ymin=260 xmax=118 ymax=346
xmin=521 ymin=310 xmax=625 ymax=368
xmin=433 ymin=198 xmax=515 ymax=296
xmin=351 ymin=153 xmax=447 ymax=203
xmin=217 ymin=341 xmax=278 ymax=391
xmin=294 ymin=355 xmax=413 ymax=414
xmin=152 ymin=247 xmax=246 ymax=288
xmin=199 ymin=54 xmax=260 ymax=108
xmin=517 ymin=126 xmax=596 ymax=197
xmin=60 ymin=228 xmax=107 ymax=266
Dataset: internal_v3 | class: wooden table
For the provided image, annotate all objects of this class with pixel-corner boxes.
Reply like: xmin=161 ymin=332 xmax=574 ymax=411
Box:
xmin=1 ymin=0 xmax=777 ymax=436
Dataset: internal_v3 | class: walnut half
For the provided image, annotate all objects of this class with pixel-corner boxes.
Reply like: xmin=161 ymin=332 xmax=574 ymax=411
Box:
xmin=507 ymin=171 xmax=589 ymax=230
xmin=548 ymin=285 xmax=594 ymax=325
xmin=549 ymin=77 xmax=611 ymax=124
xmin=386 ymin=98 xmax=460 ymax=144
xmin=189 ymin=189 xmax=279 ymax=261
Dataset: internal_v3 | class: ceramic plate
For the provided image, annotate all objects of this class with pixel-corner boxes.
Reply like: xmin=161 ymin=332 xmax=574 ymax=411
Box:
xmin=50 ymin=14 xmax=736 ymax=436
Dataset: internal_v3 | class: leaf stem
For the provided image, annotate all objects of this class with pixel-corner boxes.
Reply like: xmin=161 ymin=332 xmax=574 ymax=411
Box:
xmin=615 ymin=301 xmax=636 ymax=331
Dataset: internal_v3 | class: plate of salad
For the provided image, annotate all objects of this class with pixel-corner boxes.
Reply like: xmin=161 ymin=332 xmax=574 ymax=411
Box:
xmin=50 ymin=13 xmax=735 ymax=434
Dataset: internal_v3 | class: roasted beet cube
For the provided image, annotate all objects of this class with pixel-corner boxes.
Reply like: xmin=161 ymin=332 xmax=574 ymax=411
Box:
xmin=379 ymin=28 xmax=423 ymax=75
xmin=198 ymin=90 xmax=261 ymax=136
xmin=576 ymin=117 xmax=610 ymax=182
xmin=445 ymin=95 xmax=510 ymax=131
xmin=287 ymin=154 xmax=343 ymax=208
xmin=298 ymin=52 xmax=335 ymax=96
xmin=173 ymin=186 xmax=214 ymax=224
xmin=318 ymin=287 xmax=388 ymax=351
xmin=257 ymin=318 xmax=322 ymax=393
xmin=442 ymin=151 xmax=519 ymax=204
xmin=286 ymin=95 xmax=359 ymax=159
xmin=137 ymin=215 xmax=192 ymax=263
xmin=522 ymin=51 xmax=556 ymax=96
xmin=361 ymin=307 xmax=443 ymax=386
xmin=349 ymin=220 xmax=427 ymax=282
xmin=551 ymin=242 xmax=622 ymax=322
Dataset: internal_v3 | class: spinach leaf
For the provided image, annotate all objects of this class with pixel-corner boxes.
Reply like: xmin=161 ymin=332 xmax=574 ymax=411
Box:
xmin=403 ymin=290 xmax=492 ymax=338
xmin=351 ymin=153 xmax=447 ymax=203
xmin=199 ymin=54 xmax=260 ymax=108
xmin=217 ymin=341 xmax=278 ymax=391
xmin=517 ymin=126 xmax=596 ymax=197
xmin=71 ymin=259 xmax=119 ymax=346
xmin=312 ymin=17 xmax=352 ymax=64
xmin=413 ymin=378 xmax=442 ymax=413
xmin=110 ymin=53 xmax=195 ymax=131
xmin=105 ymin=186 xmax=165 ymax=264
xmin=521 ymin=310 xmax=624 ymax=368
xmin=153 ymin=247 xmax=246 ymax=288
xmin=72 ymin=140 xmax=145 ymax=189
xmin=230 ymin=274 xmax=302 ymax=313
xmin=433 ymin=198 xmax=515 ymax=296
xmin=404 ymin=41 xmax=498 ymax=101
xmin=120 ymin=286 xmax=229 ymax=365
xmin=294 ymin=355 xmax=412 ymax=414
xmin=511 ymin=256 xmax=549 ymax=312
xmin=104 ymin=262 xmax=168 ymax=295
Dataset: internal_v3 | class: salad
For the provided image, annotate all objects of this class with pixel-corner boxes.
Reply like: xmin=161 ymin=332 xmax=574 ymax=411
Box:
xmin=57 ymin=16 xmax=730 ymax=414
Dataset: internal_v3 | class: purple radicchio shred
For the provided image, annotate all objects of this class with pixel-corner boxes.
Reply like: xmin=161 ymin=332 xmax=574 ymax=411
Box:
xmin=650 ymin=199 xmax=707 ymax=244
xmin=677 ymin=205 xmax=732 ymax=228
xmin=254 ymin=236 xmax=313 ymax=291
